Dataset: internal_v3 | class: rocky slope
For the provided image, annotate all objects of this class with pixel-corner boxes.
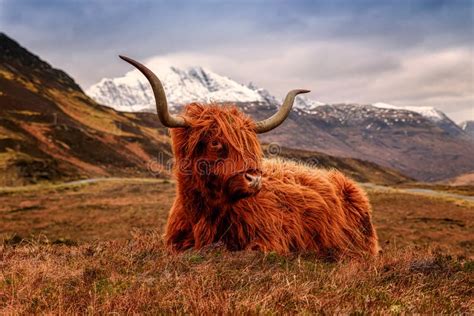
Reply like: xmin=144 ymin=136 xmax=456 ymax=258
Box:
xmin=87 ymin=59 xmax=474 ymax=182
xmin=0 ymin=33 xmax=409 ymax=186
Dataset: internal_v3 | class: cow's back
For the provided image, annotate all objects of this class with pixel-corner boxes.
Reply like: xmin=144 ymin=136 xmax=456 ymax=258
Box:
xmin=260 ymin=158 xmax=380 ymax=256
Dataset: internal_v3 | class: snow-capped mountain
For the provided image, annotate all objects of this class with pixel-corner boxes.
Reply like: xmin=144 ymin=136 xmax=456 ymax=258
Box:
xmin=293 ymin=96 xmax=326 ymax=112
xmin=86 ymin=62 xmax=465 ymax=140
xmin=87 ymin=65 xmax=273 ymax=113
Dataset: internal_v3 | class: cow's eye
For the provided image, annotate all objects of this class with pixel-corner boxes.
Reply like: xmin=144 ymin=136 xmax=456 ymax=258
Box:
xmin=210 ymin=140 xmax=221 ymax=149
xmin=218 ymin=144 xmax=228 ymax=158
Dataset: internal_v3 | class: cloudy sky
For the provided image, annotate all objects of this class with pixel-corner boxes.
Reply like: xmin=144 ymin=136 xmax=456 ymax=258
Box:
xmin=1 ymin=0 xmax=473 ymax=122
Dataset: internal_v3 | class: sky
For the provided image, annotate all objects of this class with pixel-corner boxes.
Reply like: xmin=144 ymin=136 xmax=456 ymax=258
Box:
xmin=1 ymin=0 xmax=473 ymax=122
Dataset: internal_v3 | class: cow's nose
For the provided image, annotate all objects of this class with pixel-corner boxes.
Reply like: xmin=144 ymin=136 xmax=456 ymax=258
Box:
xmin=244 ymin=173 xmax=262 ymax=189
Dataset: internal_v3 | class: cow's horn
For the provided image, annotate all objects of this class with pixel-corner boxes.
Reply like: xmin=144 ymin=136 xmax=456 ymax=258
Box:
xmin=255 ymin=89 xmax=310 ymax=133
xmin=119 ymin=55 xmax=188 ymax=128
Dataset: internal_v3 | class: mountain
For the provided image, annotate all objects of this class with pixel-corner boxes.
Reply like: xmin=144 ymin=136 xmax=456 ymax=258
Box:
xmin=258 ymin=103 xmax=473 ymax=181
xmin=86 ymin=65 xmax=277 ymax=112
xmin=0 ymin=33 xmax=173 ymax=186
xmin=0 ymin=33 xmax=409 ymax=186
xmin=87 ymin=62 xmax=474 ymax=182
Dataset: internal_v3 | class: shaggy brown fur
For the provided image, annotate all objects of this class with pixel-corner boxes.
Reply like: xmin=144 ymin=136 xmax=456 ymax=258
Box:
xmin=165 ymin=103 xmax=380 ymax=258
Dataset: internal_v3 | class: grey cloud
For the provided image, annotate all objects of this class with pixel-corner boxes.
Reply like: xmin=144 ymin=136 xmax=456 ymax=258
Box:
xmin=0 ymin=0 xmax=472 ymax=122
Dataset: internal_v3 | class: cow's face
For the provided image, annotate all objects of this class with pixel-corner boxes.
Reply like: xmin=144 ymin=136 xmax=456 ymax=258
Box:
xmin=172 ymin=104 xmax=263 ymax=202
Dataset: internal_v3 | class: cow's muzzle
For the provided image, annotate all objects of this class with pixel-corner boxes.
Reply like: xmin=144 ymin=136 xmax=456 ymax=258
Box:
xmin=244 ymin=171 xmax=262 ymax=190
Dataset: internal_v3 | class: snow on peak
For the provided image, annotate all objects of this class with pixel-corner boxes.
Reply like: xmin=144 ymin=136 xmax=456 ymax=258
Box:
xmin=294 ymin=96 xmax=326 ymax=112
xmin=372 ymin=102 xmax=445 ymax=121
xmin=86 ymin=63 xmax=267 ymax=112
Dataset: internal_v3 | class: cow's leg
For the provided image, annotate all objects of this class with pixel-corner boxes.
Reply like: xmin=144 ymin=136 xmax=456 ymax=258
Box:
xmin=164 ymin=199 xmax=194 ymax=251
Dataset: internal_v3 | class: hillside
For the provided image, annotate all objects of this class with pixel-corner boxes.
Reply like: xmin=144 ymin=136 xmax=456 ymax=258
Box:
xmin=88 ymin=60 xmax=474 ymax=182
xmin=0 ymin=33 xmax=410 ymax=186
xmin=0 ymin=33 xmax=177 ymax=186
xmin=442 ymin=172 xmax=474 ymax=186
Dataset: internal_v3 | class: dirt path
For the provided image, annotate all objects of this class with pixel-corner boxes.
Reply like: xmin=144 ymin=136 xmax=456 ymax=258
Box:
xmin=361 ymin=183 xmax=474 ymax=202
xmin=0 ymin=177 xmax=167 ymax=193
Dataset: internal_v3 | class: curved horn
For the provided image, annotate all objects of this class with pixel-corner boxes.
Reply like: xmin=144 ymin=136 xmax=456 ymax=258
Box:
xmin=255 ymin=89 xmax=310 ymax=133
xmin=119 ymin=55 xmax=187 ymax=128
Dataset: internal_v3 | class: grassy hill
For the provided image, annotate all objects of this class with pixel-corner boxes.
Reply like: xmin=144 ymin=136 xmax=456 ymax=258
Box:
xmin=0 ymin=33 xmax=172 ymax=186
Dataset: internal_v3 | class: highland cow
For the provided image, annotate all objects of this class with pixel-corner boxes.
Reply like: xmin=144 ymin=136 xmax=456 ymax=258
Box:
xmin=121 ymin=55 xmax=380 ymax=258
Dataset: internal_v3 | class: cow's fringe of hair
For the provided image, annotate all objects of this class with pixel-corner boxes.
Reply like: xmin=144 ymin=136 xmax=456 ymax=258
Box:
xmin=173 ymin=103 xmax=262 ymax=160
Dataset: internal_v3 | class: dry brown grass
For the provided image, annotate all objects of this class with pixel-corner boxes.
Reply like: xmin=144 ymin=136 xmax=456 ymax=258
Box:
xmin=368 ymin=190 xmax=473 ymax=257
xmin=0 ymin=180 xmax=473 ymax=313
xmin=1 ymin=233 xmax=472 ymax=314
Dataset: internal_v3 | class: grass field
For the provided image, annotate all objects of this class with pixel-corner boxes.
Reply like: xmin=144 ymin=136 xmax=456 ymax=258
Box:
xmin=0 ymin=180 xmax=473 ymax=313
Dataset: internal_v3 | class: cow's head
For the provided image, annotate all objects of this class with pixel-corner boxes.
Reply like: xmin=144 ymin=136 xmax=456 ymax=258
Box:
xmin=120 ymin=56 xmax=309 ymax=203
